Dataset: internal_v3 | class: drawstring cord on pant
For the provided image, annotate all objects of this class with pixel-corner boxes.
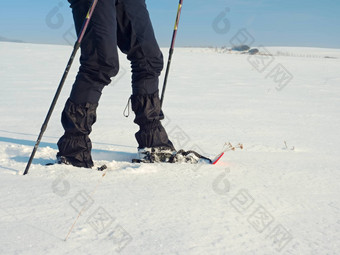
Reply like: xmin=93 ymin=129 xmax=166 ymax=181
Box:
xmin=123 ymin=96 xmax=131 ymax=117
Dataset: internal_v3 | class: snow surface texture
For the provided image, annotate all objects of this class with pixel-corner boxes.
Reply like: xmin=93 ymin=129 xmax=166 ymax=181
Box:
xmin=0 ymin=42 xmax=340 ymax=254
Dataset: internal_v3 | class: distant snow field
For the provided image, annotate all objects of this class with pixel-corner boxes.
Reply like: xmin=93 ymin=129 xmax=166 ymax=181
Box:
xmin=0 ymin=42 xmax=339 ymax=254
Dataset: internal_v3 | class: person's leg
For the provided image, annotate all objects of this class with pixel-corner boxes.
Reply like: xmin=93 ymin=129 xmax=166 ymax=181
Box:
xmin=57 ymin=0 xmax=119 ymax=167
xmin=116 ymin=0 xmax=174 ymax=151
xmin=69 ymin=0 xmax=119 ymax=104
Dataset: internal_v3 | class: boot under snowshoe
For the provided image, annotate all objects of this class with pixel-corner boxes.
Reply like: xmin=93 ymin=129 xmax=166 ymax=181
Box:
xmin=133 ymin=147 xmax=176 ymax=163
xmin=56 ymin=155 xmax=93 ymax=168
xmin=132 ymin=147 xmax=212 ymax=164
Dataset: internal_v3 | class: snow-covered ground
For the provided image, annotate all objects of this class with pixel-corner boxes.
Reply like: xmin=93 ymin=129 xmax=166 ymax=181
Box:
xmin=1 ymin=42 xmax=340 ymax=254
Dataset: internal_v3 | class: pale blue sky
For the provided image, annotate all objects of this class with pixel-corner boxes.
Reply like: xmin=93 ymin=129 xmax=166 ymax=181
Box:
xmin=0 ymin=0 xmax=339 ymax=48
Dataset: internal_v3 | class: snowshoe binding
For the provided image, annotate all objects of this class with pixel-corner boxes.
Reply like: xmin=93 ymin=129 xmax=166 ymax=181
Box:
xmin=132 ymin=147 xmax=212 ymax=164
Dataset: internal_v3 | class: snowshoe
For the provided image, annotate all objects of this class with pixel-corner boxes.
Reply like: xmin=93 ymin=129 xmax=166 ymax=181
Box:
xmin=132 ymin=147 xmax=212 ymax=164
xmin=132 ymin=147 xmax=176 ymax=163
xmin=55 ymin=155 xmax=92 ymax=168
xmin=170 ymin=149 xmax=212 ymax=164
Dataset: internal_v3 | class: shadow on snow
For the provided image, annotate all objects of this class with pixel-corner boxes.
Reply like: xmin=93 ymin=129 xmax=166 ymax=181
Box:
xmin=0 ymin=136 xmax=136 ymax=166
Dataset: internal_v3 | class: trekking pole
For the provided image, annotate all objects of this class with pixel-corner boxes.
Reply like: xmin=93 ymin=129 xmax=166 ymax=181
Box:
xmin=160 ymin=0 xmax=183 ymax=108
xmin=23 ymin=0 xmax=99 ymax=175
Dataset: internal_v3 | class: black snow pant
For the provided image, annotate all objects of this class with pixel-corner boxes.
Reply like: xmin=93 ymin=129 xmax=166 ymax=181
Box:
xmin=57 ymin=0 xmax=174 ymax=167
